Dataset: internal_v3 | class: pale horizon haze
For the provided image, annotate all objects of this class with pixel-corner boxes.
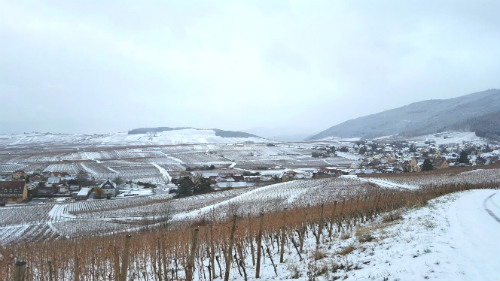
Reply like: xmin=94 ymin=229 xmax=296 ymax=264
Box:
xmin=1 ymin=0 xmax=499 ymax=138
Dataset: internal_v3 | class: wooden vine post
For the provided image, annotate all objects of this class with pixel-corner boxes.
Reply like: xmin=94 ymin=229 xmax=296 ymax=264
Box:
xmin=316 ymin=203 xmax=324 ymax=248
xmin=119 ymin=235 xmax=132 ymax=281
xmin=248 ymin=213 xmax=255 ymax=266
xmin=186 ymin=228 xmax=199 ymax=281
xmin=300 ymin=205 xmax=309 ymax=252
xmin=255 ymin=212 xmax=264 ymax=278
xmin=328 ymin=201 xmax=337 ymax=238
xmin=74 ymin=241 xmax=80 ymax=281
xmin=14 ymin=261 xmax=26 ymax=281
xmin=48 ymin=258 xmax=54 ymax=281
xmin=224 ymin=215 xmax=237 ymax=281
xmin=279 ymin=207 xmax=287 ymax=263
xmin=209 ymin=220 xmax=216 ymax=280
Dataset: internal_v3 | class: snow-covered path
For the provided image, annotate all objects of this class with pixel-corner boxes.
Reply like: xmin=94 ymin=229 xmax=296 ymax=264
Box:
xmin=342 ymin=174 xmax=419 ymax=190
xmin=340 ymin=189 xmax=500 ymax=281
xmin=151 ymin=163 xmax=171 ymax=183
xmin=444 ymin=190 xmax=500 ymax=280
xmin=80 ymin=162 xmax=98 ymax=176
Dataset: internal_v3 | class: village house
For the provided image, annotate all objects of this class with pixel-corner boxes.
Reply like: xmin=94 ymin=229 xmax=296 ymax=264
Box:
xmin=320 ymin=167 xmax=345 ymax=177
xmin=0 ymin=180 xmax=28 ymax=204
xmin=46 ymin=176 xmax=61 ymax=187
xmin=432 ymin=157 xmax=449 ymax=170
xmin=216 ymin=181 xmax=254 ymax=189
xmin=100 ymin=180 xmax=117 ymax=198
xmin=231 ymin=175 xmax=244 ymax=182
xmin=57 ymin=183 xmax=70 ymax=194
xmin=259 ymin=175 xmax=274 ymax=182
xmin=29 ymin=175 xmax=43 ymax=183
xmin=69 ymin=184 xmax=80 ymax=192
xmin=47 ymin=171 xmax=71 ymax=179
xmin=405 ymin=157 xmax=421 ymax=172
xmin=37 ymin=184 xmax=58 ymax=196
xmin=12 ymin=170 xmax=27 ymax=180
xmin=313 ymin=170 xmax=333 ymax=178
xmin=199 ymin=172 xmax=219 ymax=179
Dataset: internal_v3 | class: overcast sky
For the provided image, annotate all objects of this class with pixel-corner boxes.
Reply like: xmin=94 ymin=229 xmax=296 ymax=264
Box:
xmin=1 ymin=0 xmax=499 ymax=138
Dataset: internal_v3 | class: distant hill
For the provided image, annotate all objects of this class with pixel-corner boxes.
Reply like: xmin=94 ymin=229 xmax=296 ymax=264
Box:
xmin=308 ymin=89 xmax=500 ymax=140
xmin=128 ymin=127 xmax=260 ymax=138
xmin=0 ymin=128 xmax=266 ymax=147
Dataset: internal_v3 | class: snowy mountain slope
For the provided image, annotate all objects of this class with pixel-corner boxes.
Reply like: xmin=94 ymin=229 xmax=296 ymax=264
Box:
xmin=309 ymin=89 xmax=500 ymax=140
xmin=0 ymin=128 xmax=267 ymax=147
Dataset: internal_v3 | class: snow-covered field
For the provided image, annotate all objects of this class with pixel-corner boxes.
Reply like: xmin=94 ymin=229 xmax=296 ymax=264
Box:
xmin=0 ymin=139 xmax=359 ymax=184
xmin=409 ymin=131 xmax=488 ymax=146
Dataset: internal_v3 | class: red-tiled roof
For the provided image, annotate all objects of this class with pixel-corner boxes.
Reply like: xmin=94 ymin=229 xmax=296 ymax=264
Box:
xmin=0 ymin=181 xmax=26 ymax=194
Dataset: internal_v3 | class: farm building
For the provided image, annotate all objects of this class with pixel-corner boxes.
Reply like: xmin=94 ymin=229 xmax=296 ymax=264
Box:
xmin=76 ymin=187 xmax=91 ymax=200
xmin=0 ymin=180 xmax=28 ymax=204
xmin=100 ymin=180 xmax=117 ymax=198
xmin=37 ymin=185 xmax=58 ymax=195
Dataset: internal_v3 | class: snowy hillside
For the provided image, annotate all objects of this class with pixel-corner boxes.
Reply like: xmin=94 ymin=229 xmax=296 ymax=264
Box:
xmin=0 ymin=128 xmax=267 ymax=147
xmin=309 ymin=89 xmax=500 ymax=139
xmin=408 ymin=131 xmax=488 ymax=146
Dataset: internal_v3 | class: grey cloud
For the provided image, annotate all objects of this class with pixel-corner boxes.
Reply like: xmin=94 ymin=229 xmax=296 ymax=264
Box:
xmin=0 ymin=0 xmax=499 ymax=136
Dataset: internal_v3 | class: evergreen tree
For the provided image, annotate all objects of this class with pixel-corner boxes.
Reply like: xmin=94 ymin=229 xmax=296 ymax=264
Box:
xmin=458 ymin=151 xmax=470 ymax=164
xmin=177 ymin=177 xmax=194 ymax=196
xmin=359 ymin=146 xmax=367 ymax=155
xmin=483 ymin=144 xmax=492 ymax=153
xmin=194 ymin=178 xmax=212 ymax=193
xmin=409 ymin=144 xmax=417 ymax=153
xmin=421 ymin=158 xmax=434 ymax=171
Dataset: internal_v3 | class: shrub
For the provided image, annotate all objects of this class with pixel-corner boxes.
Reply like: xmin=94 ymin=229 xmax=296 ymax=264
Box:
xmin=335 ymin=244 xmax=355 ymax=256
xmin=382 ymin=211 xmax=403 ymax=223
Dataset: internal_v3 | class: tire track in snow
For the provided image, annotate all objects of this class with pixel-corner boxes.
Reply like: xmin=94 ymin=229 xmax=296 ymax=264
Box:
xmin=47 ymin=203 xmax=75 ymax=237
xmin=483 ymin=193 xmax=500 ymax=224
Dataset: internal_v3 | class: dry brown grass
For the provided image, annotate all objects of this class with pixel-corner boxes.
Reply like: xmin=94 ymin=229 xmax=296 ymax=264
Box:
xmin=335 ymin=244 xmax=356 ymax=256
xmin=313 ymin=249 xmax=328 ymax=260
xmin=382 ymin=211 xmax=404 ymax=223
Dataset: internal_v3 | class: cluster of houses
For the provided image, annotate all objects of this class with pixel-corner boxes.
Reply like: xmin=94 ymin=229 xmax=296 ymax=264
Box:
xmin=171 ymin=170 xmax=258 ymax=189
xmin=313 ymin=139 xmax=499 ymax=174
xmin=0 ymin=167 xmax=348 ymax=205
xmin=170 ymin=167 xmax=350 ymax=191
xmin=0 ymin=169 xmax=119 ymax=204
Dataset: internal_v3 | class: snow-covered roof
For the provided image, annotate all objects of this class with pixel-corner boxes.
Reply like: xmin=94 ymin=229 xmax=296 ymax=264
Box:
xmin=46 ymin=177 xmax=60 ymax=184
xmin=100 ymin=180 xmax=116 ymax=189
xmin=216 ymin=182 xmax=254 ymax=188
xmin=77 ymin=187 xmax=91 ymax=196
xmin=200 ymin=172 xmax=219 ymax=178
